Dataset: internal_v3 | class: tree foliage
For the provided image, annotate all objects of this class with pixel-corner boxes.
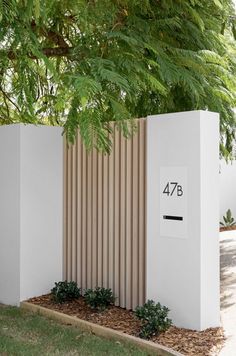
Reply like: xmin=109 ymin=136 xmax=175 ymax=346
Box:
xmin=0 ymin=0 xmax=236 ymax=156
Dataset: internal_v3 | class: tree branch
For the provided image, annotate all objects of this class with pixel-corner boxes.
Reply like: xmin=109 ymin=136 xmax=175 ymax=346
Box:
xmin=31 ymin=20 xmax=70 ymax=48
xmin=0 ymin=86 xmax=21 ymax=113
xmin=5 ymin=46 xmax=74 ymax=60
xmin=2 ymin=90 xmax=10 ymax=117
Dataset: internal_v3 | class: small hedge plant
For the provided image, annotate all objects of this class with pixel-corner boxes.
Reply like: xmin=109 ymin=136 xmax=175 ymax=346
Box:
xmin=135 ymin=300 xmax=172 ymax=339
xmin=51 ymin=281 xmax=81 ymax=304
xmin=84 ymin=287 xmax=115 ymax=311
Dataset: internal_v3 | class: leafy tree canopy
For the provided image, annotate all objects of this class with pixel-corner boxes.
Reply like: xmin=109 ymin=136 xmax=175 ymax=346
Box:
xmin=0 ymin=0 xmax=236 ymax=157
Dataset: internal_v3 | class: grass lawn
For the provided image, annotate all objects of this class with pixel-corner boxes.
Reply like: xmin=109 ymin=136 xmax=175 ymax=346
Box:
xmin=0 ymin=304 xmax=153 ymax=356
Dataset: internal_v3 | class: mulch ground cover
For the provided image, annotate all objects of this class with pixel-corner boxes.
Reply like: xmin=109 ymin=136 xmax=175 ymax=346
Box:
xmin=28 ymin=294 xmax=225 ymax=356
xmin=220 ymin=226 xmax=236 ymax=232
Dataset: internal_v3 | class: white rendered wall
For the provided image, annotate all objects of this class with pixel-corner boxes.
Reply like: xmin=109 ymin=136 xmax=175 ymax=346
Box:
xmin=0 ymin=124 xmax=63 ymax=305
xmin=146 ymin=111 xmax=220 ymax=331
xmin=20 ymin=125 xmax=63 ymax=301
xmin=0 ymin=126 xmax=20 ymax=305
xmin=220 ymin=159 xmax=236 ymax=221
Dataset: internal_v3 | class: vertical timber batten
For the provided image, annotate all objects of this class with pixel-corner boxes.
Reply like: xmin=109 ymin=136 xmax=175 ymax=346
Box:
xmin=64 ymin=119 xmax=146 ymax=309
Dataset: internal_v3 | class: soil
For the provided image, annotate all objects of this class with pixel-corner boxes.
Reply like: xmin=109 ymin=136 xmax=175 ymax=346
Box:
xmin=27 ymin=294 xmax=225 ymax=356
xmin=220 ymin=225 xmax=236 ymax=232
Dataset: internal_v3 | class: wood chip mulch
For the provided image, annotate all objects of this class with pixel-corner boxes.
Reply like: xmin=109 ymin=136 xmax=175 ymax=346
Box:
xmin=27 ymin=294 xmax=225 ymax=356
xmin=220 ymin=226 xmax=236 ymax=232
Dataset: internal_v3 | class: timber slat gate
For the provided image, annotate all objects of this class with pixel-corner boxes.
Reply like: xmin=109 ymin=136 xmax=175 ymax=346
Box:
xmin=64 ymin=119 xmax=146 ymax=310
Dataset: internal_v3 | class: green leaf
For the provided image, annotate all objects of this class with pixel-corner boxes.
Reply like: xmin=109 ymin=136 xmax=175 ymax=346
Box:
xmin=212 ymin=0 xmax=223 ymax=10
xmin=34 ymin=0 xmax=40 ymax=21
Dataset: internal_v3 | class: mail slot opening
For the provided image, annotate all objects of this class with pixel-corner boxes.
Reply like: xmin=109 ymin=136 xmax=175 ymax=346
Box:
xmin=163 ymin=215 xmax=183 ymax=221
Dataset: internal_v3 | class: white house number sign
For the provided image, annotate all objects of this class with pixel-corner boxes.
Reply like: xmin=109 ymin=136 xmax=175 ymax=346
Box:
xmin=160 ymin=167 xmax=187 ymax=239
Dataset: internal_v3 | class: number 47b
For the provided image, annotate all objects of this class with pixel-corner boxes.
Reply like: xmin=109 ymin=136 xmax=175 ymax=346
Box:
xmin=163 ymin=182 xmax=183 ymax=197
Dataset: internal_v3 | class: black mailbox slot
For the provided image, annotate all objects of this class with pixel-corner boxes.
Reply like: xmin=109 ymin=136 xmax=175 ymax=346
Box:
xmin=163 ymin=215 xmax=183 ymax=221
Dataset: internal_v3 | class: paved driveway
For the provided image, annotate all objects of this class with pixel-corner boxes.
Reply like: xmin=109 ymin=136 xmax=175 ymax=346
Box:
xmin=220 ymin=230 xmax=236 ymax=355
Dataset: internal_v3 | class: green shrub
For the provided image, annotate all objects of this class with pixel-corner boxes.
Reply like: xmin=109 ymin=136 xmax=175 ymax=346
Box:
xmin=135 ymin=300 xmax=172 ymax=339
xmin=84 ymin=287 xmax=115 ymax=311
xmin=51 ymin=281 xmax=81 ymax=304
xmin=220 ymin=209 xmax=236 ymax=227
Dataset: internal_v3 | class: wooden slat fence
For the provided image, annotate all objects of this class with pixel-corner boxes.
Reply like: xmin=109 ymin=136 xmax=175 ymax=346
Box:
xmin=63 ymin=119 xmax=146 ymax=310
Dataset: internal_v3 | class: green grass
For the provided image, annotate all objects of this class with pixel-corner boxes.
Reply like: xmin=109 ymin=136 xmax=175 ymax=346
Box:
xmin=0 ymin=305 xmax=154 ymax=356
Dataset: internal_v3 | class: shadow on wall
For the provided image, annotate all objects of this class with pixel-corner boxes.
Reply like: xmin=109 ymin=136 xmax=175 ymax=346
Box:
xmin=220 ymin=238 xmax=236 ymax=310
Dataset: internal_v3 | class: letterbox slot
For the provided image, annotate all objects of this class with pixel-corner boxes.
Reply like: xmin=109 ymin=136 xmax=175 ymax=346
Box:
xmin=163 ymin=215 xmax=183 ymax=221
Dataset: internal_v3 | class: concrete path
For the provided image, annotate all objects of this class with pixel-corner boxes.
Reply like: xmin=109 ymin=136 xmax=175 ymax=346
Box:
xmin=220 ymin=230 xmax=236 ymax=355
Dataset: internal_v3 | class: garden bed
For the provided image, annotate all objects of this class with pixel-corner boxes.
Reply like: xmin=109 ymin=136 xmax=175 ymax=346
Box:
xmin=27 ymin=294 xmax=225 ymax=356
xmin=220 ymin=225 xmax=236 ymax=232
